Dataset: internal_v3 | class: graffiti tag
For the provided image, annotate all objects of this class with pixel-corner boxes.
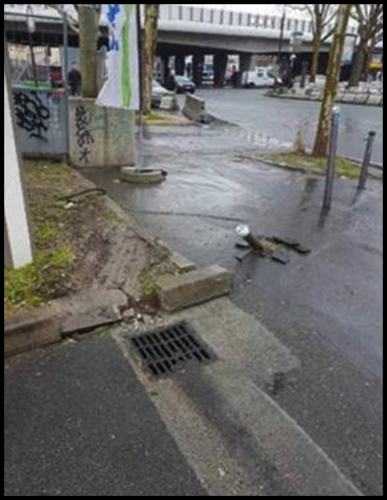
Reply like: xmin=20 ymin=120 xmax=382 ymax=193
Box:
xmin=13 ymin=90 xmax=50 ymax=142
xmin=75 ymin=105 xmax=95 ymax=164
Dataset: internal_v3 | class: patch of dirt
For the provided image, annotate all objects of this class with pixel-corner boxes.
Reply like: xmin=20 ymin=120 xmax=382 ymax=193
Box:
xmin=24 ymin=161 xmax=114 ymax=295
xmin=5 ymin=160 xmax=179 ymax=318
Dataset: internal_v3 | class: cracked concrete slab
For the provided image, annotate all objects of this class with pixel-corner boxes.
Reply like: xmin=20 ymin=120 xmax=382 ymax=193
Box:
xmin=168 ymin=297 xmax=300 ymax=387
xmin=113 ymin=297 xmax=361 ymax=496
xmin=157 ymin=266 xmax=233 ymax=312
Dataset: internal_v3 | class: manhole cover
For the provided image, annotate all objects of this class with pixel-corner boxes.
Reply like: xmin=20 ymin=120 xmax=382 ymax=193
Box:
xmin=130 ymin=322 xmax=214 ymax=379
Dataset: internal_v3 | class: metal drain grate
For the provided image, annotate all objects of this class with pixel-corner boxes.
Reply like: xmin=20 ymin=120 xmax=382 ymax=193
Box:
xmin=130 ymin=322 xmax=214 ymax=378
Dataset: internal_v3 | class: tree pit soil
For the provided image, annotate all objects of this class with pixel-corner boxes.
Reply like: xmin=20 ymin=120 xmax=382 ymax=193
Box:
xmin=4 ymin=161 xmax=179 ymax=319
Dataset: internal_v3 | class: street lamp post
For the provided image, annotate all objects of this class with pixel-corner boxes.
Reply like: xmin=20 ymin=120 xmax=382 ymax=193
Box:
xmin=26 ymin=4 xmax=39 ymax=87
xmin=277 ymin=6 xmax=287 ymax=66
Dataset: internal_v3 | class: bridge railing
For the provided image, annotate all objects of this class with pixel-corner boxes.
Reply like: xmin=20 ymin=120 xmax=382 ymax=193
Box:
xmin=158 ymin=5 xmax=358 ymax=38
xmin=159 ymin=5 xmax=314 ymax=34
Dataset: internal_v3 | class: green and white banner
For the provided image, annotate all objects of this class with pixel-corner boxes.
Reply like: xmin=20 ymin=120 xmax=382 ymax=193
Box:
xmin=97 ymin=4 xmax=140 ymax=110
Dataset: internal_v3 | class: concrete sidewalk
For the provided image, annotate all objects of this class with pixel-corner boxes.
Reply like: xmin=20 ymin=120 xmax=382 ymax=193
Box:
xmin=5 ymin=299 xmax=362 ymax=496
xmin=84 ymin=119 xmax=383 ymax=496
xmin=5 ymin=100 xmax=382 ymax=496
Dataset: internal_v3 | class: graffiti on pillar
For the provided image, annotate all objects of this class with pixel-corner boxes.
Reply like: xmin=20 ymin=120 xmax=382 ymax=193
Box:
xmin=13 ymin=90 xmax=50 ymax=142
xmin=75 ymin=105 xmax=95 ymax=164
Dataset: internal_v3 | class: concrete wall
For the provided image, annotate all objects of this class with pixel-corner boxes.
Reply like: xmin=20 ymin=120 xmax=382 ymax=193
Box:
xmin=12 ymin=86 xmax=68 ymax=158
xmin=69 ymin=98 xmax=136 ymax=168
xmin=183 ymin=94 xmax=211 ymax=123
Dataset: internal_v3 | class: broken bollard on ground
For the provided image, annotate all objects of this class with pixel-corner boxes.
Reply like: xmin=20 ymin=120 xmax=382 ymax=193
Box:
xmin=235 ymin=224 xmax=266 ymax=255
xmin=235 ymin=225 xmax=311 ymax=265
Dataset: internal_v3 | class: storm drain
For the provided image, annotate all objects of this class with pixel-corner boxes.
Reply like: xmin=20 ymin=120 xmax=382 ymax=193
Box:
xmin=130 ymin=322 xmax=214 ymax=379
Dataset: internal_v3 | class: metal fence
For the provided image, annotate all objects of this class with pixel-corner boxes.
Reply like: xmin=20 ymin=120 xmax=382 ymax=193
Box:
xmin=11 ymin=85 xmax=69 ymax=157
xmin=5 ymin=11 xmax=71 ymax=158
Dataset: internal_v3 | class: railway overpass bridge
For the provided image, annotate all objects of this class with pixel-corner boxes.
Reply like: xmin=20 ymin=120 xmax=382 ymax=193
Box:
xmin=155 ymin=4 xmax=354 ymax=86
xmin=5 ymin=4 xmax=358 ymax=86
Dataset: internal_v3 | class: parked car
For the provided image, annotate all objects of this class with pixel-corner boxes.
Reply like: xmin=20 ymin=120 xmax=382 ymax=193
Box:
xmin=242 ymin=68 xmax=276 ymax=88
xmin=152 ymin=80 xmax=171 ymax=109
xmin=165 ymin=75 xmax=196 ymax=94
xmin=202 ymin=69 xmax=214 ymax=86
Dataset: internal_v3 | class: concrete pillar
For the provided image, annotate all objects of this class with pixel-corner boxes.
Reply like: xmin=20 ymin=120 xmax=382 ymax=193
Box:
xmin=160 ymin=56 xmax=170 ymax=85
xmin=214 ymin=53 xmax=228 ymax=88
xmin=175 ymin=55 xmax=186 ymax=76
xmin=186 ymin=60 xmax=193 ymax=79
xmin=236 ymin=54 xmax=253 ymax=87
xmin=97 ymin=46 xmax=108 ymax=91
xmin=69 ymin=98 xmax=135 ymax=168
xmin=4 ymin=44 xmax=33 ymax=268
xmin=193 ymin=54 xmax=205 ymax=86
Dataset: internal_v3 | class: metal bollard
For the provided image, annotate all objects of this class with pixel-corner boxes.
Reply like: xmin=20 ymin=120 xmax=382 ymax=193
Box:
xmin=322 ymin=107 xmax=341 ymax=213
xmin=235 ymin=224 xmax=266 ymax=254
xmin=300 ymin=61 xmax=309 ymax=89
xmin=358 ymin=131 xmax=377 ymax=190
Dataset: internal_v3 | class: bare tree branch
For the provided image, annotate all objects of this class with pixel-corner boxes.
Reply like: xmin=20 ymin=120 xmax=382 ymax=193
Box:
xmin=44 ymin=4 xmax=103 ymax=33
xmin=288 ymin=4 xmax=338 ymax=31
xmin=44 ymin=4 xmax=80 ymax=32
xmin=325 ymin=8 xmax=339 ymax=27
xmin=321 ymin=26 xmax=336 ymax=42
xmin=357 ymin=4 xmax=383 ymax=42
xmin=349 ymin=4 xmax=383 ymax=86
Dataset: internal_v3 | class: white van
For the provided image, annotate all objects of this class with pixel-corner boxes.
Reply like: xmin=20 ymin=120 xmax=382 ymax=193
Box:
xmin=243 ymin=68 xmax=276 ymax=88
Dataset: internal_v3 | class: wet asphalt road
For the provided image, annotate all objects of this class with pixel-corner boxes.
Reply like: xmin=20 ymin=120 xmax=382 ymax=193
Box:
xmin=85 ymin=96 xmax=383 ymax=495
xmin=197 ymin=88 xmax=384 ymax=165
xmin=4 ymin=336 xmax=207 ymax=497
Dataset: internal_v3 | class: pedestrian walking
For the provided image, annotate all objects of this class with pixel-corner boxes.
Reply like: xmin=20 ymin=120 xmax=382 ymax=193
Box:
xmin=68 ymin=63 xmax=82 ymax=96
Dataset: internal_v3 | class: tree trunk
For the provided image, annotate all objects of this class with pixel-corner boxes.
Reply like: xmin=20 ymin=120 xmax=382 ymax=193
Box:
xmin=79 ymin=5 xmax=99 ymax=98
xmin=310 ymin=34 xmax=322 ymax=84
xmin=348 ymin=39 xmax=367 ymax=87
xmin=313 ymin=4 xmax=353 ymax=157
xmin=143 ymin=4 xmax=160 ymax=115
xmin=363 ymin=37 xmax=376 ymax=82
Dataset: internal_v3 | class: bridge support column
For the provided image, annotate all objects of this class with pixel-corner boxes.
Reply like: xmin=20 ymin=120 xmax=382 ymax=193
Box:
xmin=160 ymin=56 xmax=170 ymax=85
xmin=213 ymin=53 xmax=228 ymax=88
xmin=237 ymin=54 xmax=253 ymax=87
xmin=175 ymin=55 xmax=186 ymax=76
xmin=193 ymin=54 xmax=205 ymax=86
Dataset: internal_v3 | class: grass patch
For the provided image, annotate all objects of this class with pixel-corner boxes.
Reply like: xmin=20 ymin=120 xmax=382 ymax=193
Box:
xmin=139 ymin=111 xmax=189 ymax=127
xmin=143 ymin=112 xmax=171 ymax=124
xmin=140 ymin=268 xmax=176 ymax=308
xmin=4 ymin=246 xmax=75 ymax=317
xmin=34 ymin=220 xmax=60 ymax=247
xmin=258 ymin=153 xmax=363 ymax=180
xmin=4 ymin=161 xmax=104 ymax=318
xmin=141 ymin=274 xmax=159 ymax=300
